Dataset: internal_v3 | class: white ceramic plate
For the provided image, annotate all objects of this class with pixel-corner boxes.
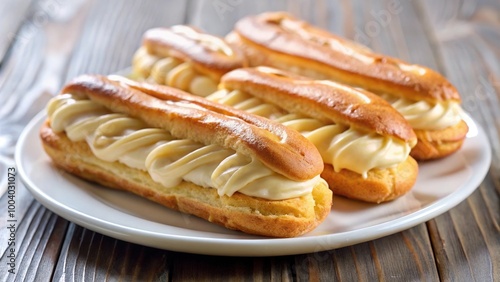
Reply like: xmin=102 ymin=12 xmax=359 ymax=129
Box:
xmin=16 ymin=112 xmax=491 ymax=256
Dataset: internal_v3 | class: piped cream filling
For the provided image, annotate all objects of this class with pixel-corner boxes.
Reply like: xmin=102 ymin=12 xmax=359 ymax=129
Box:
xmin=132 ymin=47 xmax=218 ymax=97
xmin=47 ymin=93 xmax=322 ymax=200
xmin=207 ymin=89 xmax=411 ymax=178
xmin=380 ymin=93 xmax=464 ymax=130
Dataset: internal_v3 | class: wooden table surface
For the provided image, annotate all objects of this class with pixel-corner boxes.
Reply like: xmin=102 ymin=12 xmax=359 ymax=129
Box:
xmin=1 ymin=0 xmax=499 ymax=281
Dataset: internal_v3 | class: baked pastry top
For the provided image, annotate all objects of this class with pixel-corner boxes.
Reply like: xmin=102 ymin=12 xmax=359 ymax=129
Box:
xmin=40 ymin=74 xmax=332 ymax=237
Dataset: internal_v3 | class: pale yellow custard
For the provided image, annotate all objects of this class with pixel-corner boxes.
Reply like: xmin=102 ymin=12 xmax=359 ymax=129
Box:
xmin=132 ymin=47 xmax=217 ymax=97
xmin=380 ymin=93 xmax=464 ymax=130
xmin=207 ymin=89 xmax=411 ymax=178
xmin=47 ymin=93 xmax=322 ymax=200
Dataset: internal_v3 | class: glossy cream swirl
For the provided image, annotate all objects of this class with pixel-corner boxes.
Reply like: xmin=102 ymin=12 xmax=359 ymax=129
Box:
xmin=132 ymin=47 xmax=218 ymax=97
xmin=207 ymin=89 xmax=411 ymax=178
xmin=47 ymin=93 xmax=322 ymax=200
xmin=380 ymin=93 xmax=464 ymax=130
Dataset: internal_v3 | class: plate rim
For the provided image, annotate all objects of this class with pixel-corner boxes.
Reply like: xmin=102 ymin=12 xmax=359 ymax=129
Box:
xmin=15 ymin=111 xmax=492 ymax=256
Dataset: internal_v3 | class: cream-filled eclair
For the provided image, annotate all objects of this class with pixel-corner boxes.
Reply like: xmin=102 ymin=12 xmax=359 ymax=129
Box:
xmin=206 ymin=67 xmax=418 ymax=203
xmin=40 ymin=74 xmax=332 ymax=238
xmin=132 ymin=25 xmax=246 ymax=97
xmin=226 ymin=12 xmax=468 ymax=160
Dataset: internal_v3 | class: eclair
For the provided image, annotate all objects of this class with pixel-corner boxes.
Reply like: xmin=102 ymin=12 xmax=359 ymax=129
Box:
xmin=226 ymin=12 xmax=468 ymax=160
xmin=40 ymin=74 xmax=332 ymax=238
xmin=207 ymin=67 xmax=418 ymax=203
xmin=132 ymin=25 xmax=246 ymax=97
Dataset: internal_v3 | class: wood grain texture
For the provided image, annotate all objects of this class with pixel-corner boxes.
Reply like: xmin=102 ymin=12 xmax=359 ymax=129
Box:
xmin=421 ymin=0 xmax=500 ymax=281
xmin=0 ymin=0 xmax=95 ymax=158
xmin=0 ymin=0 xmax=32 ymax=65
xmin=43 ymin=225 xmax=441 ymax=281
xmin=189 ymin=0 xmax=293 ymax=35
xmin=53 ymin=224 xmax=173 ymax=281
xmin=0 ymin=194 xmax=67 ymax=281
xmin=64 ymin=0 xmax=189 ymax=78
xmin=0 ymin=0 xmax=498 ymax=281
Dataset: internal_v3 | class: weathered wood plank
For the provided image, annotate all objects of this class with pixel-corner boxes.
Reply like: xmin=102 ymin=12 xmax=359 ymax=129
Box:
xmin=429 ymin=182 xmax=500 ymax=281
xmin=0 ymin=194 xmax=67 ymax=281
xmin=171 ymin=253 xmax=266 ymax=281
xmin=64 ymin=0 xmax=189 ymax=78
xmin=0 ymin=0 xmax=95 ymax=161
xmin=0 ymin=179 xmax=40 ymax=259
xmin=53 ymin=224 xmax=173 ymax=281
xmin=297 ymin=226 xmax=439 ymax=281
xmin=0 ymin=2 xmax=96 ymax=279
xmin=161 ymin=226 xmax=439 ymax=281
xmin=420 ymin=0 xmax=500 ymax=281
xmin=187 ymin=0 xmax=340 ymax=36
xmin=0 ymin=0 xmax=32 ymax=65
